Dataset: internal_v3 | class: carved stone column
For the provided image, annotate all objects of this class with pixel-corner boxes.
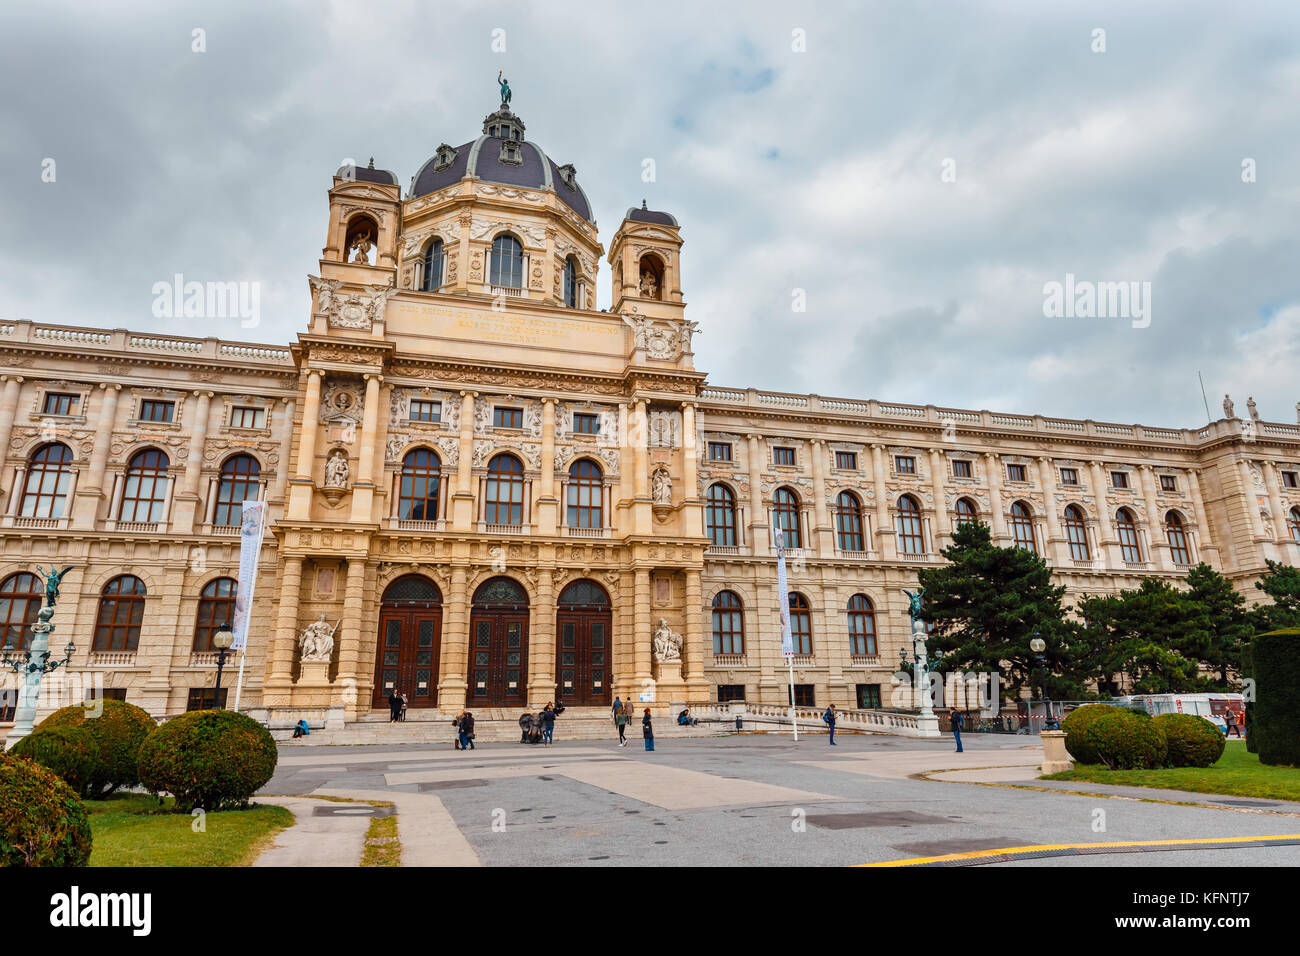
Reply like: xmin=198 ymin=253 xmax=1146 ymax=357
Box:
xmin=683 ymin=568 xmax=707 ymax=698
xmin=1262 ymin=460 xmax=1289 ymax=546
xmin=1088 ymin=460 xmax=1118 ymax=567
xmin=172 ymin=389 xmax=213 ymax=533
xmin=984 ymin=452 xmax=1008 ymax=543
xmin=451 ymin=391 xmax=476 ymax=530
xmin=335 ymin=558 xmax=367 ymax=718
xmin=537 ymin=398 xmax=558 ymax=534
xmin=350 ymin=373 xmax=382 ymax=522
xmin=1186 ymin=468 xmax=1222 ymax=569
xmin=1138 ymin=464 xmax=1171 ymax=570
xmin=528 ymin=567 xmax=556 ymax=707
xmin=270 ymin=398 xmax=296 ymax=506
xmin=1037 ymin=456 xmax=1064 ymax=565
xmin=871 ymin=444 xmax=895 ymax=559
xmin=747 ymin=434 xmax=769 ymax=556
xmin=810 ymin=439 xmax=832 ymax=554
xmin=634 ymin=568 xmax=652 ymax=690
xmin=72 ymin=382 xmax=118 ymax=528
xmin=633 ymin=400 xmax=650 ymax=534
xmin=929 ymin=448 xmax=951 ymax=552
xmin=438 ymin=564 xmax=470 ymax=711
xmin=681 ymin=402 xmax=702 ymax=538
xmin=265 ymin=555 xmax=303 ymax=700
xmin=288 ymin=370 xmax=322 ymax=520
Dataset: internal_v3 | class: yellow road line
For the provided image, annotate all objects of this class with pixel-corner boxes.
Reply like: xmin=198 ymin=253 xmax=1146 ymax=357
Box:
xmin=863 ymin=833 xmax=1300 ymax=867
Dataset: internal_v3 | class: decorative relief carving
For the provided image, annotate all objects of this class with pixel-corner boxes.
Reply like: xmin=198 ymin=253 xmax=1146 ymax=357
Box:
xmin=319 ymin=380 xmax=365 ymax=426
xmin=309 ymin=277 xmax=397 ymax=331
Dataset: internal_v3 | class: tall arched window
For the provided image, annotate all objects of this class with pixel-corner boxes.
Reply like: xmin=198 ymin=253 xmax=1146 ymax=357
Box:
xmin=120 ymin=449 xmax=170 ymax=523
xmin=847 ymin=594 xmax=877 ymax=656
xmin=1009 ymin=501 xmax=1036 ymax=553
xmin=20 ymin=442 xmax=74 ymax=519
xmin=1290 ymin=506 xmax=1300 ymax=544
xmin=193 ymin=577 xmax=236 ymax=651
xmin=399 ymin=448 xmax=441 ymax=520
xmin=1064 ymin=505 xmax=1090 ymax=561
xmin=706 ymin=483 xmax=737 ymax=547
xmin=1165 ymin=511 xmax=1191 ymax=565
xmin=773 ymin=487 xmax=802 ymax=549
xmin=485 ymin=453 xmax=525 ymax=526
xmin=0 ymin=572 xmax=43 ymax=652
xmin=490 ymin=234 xmax=524 ymax=289
xmin=94 ymin=575 xmax=146 ymax=651
xmin=954 ymin=497 xmax=978 ymax=527
xmin=788 ymin=593 xmax=812 ymax=655
xmin=711 ymin=591 xmax=744 ymax=655
xmin=563 ymin=257 xmax=578 ymax=308
xmin=214 ymin=454 xmax=261 ymax=527
xmin=1116 ymin=508 xmax=1142 ymax=563
xmin=566 ymin=459 xmax=603 ymax=529
xmin=896 ymin=495 xmax=924 ymax=555
xmin=835 ymin=491 xmax=864 ymax=551
xmin=422 ymin=238 xmax=445 ymax=292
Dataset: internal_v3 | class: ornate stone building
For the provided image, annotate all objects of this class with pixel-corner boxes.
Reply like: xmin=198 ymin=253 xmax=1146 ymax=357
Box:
xmin=2 ymin=98 xmax=1299 ymax=723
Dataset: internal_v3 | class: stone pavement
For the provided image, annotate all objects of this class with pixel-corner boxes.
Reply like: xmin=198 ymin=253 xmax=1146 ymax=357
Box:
xmin=253 ymin=796 xmax=376 ymax=867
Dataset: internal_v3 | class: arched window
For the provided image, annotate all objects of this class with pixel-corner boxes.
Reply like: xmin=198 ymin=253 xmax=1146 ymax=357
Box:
xmin=19 ymin=442 xmax=74 ymax=519
xmin=214 ymin=454 xmax=261 ymax=527
xmin=896 ymin=495 xmax=924 ymax=555
xmin=490 ymin=234 xmax=524 ymax=289
xmin=345 ymin=215 xmax=379 ymax=264
xmin=637 ymin=254 xmax=663 ymax=299
xmin=1116 ymin=508 xmax=1142 ymax=563
xmin=954 ymin=497 xmax=978 ymax=527
xmin=1064 ymin=505 xmax=1090 ymax=561
xmin=485 ymin=453 xmax=525 ymax=526
xmin=835 ymin=491 xmax=864 ymax=552
xmin=193 ymin=577 xmax=236 ymax=651
xmin=94 ymin=575 xmax=146 ymax=651
xmin=399 ymin=448 xmax=441 ymax=520
xmin=712 ymin=591 xmax=744 ymax=655
xmin=1009 ymin=501 xmax=1036 ymax=553
xmin=788 ymin=593 xmax=812 ymax=655
xmin=706 ymin=483 xmax=737 ymax=547
xmin=773 ymin=487 xmax=802 ymax=549
xmin=566 ymin=459 xmax=603 ymax=529
xmin=847 ymin=594 xmax=877 ymax=656
xmin=120 ymin=449 xmax=170 ymax=523
xmin=422 ymin=238 xmax=445 ymax=292
xmin=1290 ymin=506 xmax=1300 ymax=544
xmin=563 ymin=256 xmax=578 ymax=308
xmin=0 ymin=572 xmax=43 ymax=652
xmin=1165 ymin=511 xmax=1191 ymax=566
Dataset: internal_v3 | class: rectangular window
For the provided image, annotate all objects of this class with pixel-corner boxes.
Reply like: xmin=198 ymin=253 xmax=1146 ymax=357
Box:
xmin=84 ymin=687 xmax=128 ymax=703
xmin=895 ymin=456 xmax=916 ymax=475
xmin=230 ymin=406 xmax=264 ymax=429
xmin=139 ymin=399 xmax=175 ymax=423
xmin=1111 ymin=471 xmax=1129 ymax=489
xmin=1006 ymin=463 xmax=1027 ymax=483
xmin=717 ymin=684 xmax=746 ymax=703
xmin=835 ymin=451 xmax=857 ymax=470
xmin=1060 ymin=468 xmax=1079 ymax=486
xmin=42 ymin=392 xmax=78 ymax=416
xmin=773 ymin=447 xmax=796 ymax=466
xmin=708 ymin=442 xmax=732 ymax=462
xmin=573 ymin=412 xmax=600 ymax=435
xmin=186 ymin=687 xmax=228 ymax=711
xmin=409 ymin=399 xmax=441 ymax=423
xmin=1283 ymin=471 xmax=1299 ymax=489
xmin=493 ymin=407 xmax=523 ymax=429
xmin=952 ymin=460 xmax=972 ymax=478
xmin=787 ymin=684 xmax=815 ymax=707
xmin=1159 ymin=474 xmax=1177 ymax=492
xmin=856 ymin=684 xmax=882 ymax=710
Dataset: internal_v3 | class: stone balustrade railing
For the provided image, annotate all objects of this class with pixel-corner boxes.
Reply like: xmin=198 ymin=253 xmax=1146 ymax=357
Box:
xmin=0 ymin=319 xmax=293 ymax=366
xmin=686 ymin=701 xmax=922 ymax=737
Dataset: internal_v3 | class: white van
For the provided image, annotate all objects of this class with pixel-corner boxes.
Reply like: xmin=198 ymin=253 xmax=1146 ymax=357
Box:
xmin=1113 ymin=693 xmax=1244 ymax=734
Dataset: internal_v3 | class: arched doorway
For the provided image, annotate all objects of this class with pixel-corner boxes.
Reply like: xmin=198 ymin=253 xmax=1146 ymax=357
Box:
xmin=469 ymin=577 xmax=529 ymax=707
xmin=556 ymin=579 xmax=611 ymax=707
xmin=372 ymin=575 xmax=442 ymax=709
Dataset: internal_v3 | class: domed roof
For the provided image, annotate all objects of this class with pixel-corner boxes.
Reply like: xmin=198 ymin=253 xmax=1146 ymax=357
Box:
xmin=336 ymin=158 xmax=399 ymax=186
xmin=625 ymin=200 xmax=677 ymax=227
xmin=410 ymin=106 xmax=594 ymax=223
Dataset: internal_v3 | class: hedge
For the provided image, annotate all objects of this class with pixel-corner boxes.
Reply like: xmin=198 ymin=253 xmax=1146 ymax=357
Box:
xmin=0 ymin=754 xmax=92 ymax=867
xmin=39 ymin=699 xmax=156 ymax=797
xmin=137 ymin=709 xmax=278 ymax=812
xmin=1153 ymin=713 xmax=1224 ymax=768
xmin=1082 ymin=708 xmax=1167 ymax=769
xmin=8 ymin=726 xmax=102 ymax=797
xmin=1062 ymin=703 xmax=1120 ymax=764
xmin=1251 ymin=628 xmax=1300 ymax=766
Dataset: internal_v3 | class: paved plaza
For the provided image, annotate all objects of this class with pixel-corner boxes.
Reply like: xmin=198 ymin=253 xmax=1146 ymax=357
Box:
xmin=258 ymin=735 xmax=1300 ymax=867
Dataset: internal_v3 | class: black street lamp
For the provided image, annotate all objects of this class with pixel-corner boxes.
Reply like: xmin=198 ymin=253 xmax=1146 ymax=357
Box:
xmin=212 ymin=624 xmax=234 ymax=708
xmin=1029 ymin=631 xmax=1049 ymax=730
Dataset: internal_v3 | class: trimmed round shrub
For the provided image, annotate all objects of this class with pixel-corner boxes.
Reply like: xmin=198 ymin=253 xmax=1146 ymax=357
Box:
xmin=1154 ymin=713 xmax=1225 ymax=768
xmin=38 ymin=699 xmax=156 ymax=797
xmin=1251 ymin=628 xmax=1300 ymax=767
xmin=137 ymin=709 xmax=278 ymax=812
xmin=1083 ymin=709 xmax=1167 ymax=770
xmin=1062 ymin=704 xmax=1120 ymax=764
xmin=0 ymin=754 xmax=92 ymax=866
xmin=8 ymin=726 xmax=102 ymax=797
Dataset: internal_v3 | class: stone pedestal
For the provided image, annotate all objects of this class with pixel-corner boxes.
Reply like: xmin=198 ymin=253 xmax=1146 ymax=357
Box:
xmin=653 ymin=660 xmax=685 ymax=701
xmin=1040 ymin=729 xmax=1073 ymax=773
xmin=293 ymin=660 xmax=333 ymax=707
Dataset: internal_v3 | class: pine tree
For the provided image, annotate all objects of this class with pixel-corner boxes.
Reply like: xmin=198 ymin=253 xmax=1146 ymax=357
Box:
xmin=1183 ymin=562 xmax=1253 ymax=687
xmin=1076 ymin=580 xmax=1206 ymax=693
xmin=1253 ymin=560 xmax=1300 ymax=630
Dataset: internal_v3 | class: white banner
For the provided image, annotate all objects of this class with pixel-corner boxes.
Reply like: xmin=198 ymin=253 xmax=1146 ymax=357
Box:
xmin=230 ymin=500 xmax=266 ymax=652
xmin=775 ymin=527 xmax=793 ymax=657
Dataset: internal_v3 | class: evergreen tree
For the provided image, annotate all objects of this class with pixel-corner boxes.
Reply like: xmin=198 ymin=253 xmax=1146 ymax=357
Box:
xmin=1253 ymin=560 xmax=1300 ymax=630
xmin=1183 ymin=562 xmax=1253 ymax=687
xmin=1075 ymin=579 xmax=1206 ymax=693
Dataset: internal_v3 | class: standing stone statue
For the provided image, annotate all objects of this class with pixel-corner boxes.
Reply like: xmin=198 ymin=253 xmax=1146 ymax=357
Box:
xmin=324 ymin=450 xmax=350 ymax=488
xmin=1247 ymin=396 xmax=1260 ymax=422
xmin=299 ymin=614 xmax=338 ymax=662
xmin=652 ymin=469 xmax=672 ymax=505
xmin=1223 ymin=394 xmax=1235 ymax=419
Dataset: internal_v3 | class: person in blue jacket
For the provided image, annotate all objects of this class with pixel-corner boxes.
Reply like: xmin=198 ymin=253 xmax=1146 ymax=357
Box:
xmin=951 ymin=709 xmax=964 ymax=753
xmin=823 ymin=704 xmax=838 ymax=745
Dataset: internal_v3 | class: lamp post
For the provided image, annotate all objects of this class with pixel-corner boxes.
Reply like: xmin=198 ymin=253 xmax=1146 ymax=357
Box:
xmin=212 ymin=625 xmax=234 ymax=709
xmin=1029 ymin=632 xmax=1047 ymax=732
xmin=3 ymin=605 xmax=77 ymax=750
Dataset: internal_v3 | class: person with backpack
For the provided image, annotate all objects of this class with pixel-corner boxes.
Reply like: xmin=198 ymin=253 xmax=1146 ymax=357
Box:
xmin=540 ymin=702 xmax=556 ymax=745
xmin=823 ymin=703 xmax=838 ymax=745
xmin=642 ymin=708 xmax=655 ymax=752
xmin=951 ymin=708 xmax=964 ymax=753
xmin=613 ymin=697 xmax=628 ymax=747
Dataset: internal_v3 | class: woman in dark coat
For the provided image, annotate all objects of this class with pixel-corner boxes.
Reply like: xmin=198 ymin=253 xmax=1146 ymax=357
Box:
xmin=642 ymin=708 xmax=654 ymax=752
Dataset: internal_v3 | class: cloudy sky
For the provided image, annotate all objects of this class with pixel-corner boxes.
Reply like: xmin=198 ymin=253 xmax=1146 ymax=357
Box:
xmin=2 ymin=0 xmax=1298 ymax=429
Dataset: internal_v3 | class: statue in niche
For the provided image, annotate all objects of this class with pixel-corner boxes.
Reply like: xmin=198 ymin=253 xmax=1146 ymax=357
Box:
xmin=653 ymin=618 xmax=682 ymax=663
xmin=324 ymin=450 xmax=350 ymax=488
xmin=349 ymin=231 xmax=373 ymax=265
xmin=639 ymin=270 xmax=658 ymax=299
xmin=652 ymin=468 xmax=672 ymax=505
xmin=299 ymin=614 xmax=338 ymax=662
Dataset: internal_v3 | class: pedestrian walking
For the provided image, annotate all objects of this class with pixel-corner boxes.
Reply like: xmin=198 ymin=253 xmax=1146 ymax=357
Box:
xmin=823 ymin=703 xmax=838 ymax=745
xmin=387 ymin=688 xmax=402 ymax=722
xmin=642 ymin=708 xmax=655 ymax=752
xmin=1225 ymin=709 xmax=1242 ymax=738
xmin=399 ymin=692 xmax=408 ymax=722
xmin=458 ymin=710 xmax=476 ymax=751
xmin=951 ymin=708 xmax=964 ymax=753
xmin=613 ymin=696 xmax=628 ymax=747
xmin=541 ymin=702 xmax=556 ymax=745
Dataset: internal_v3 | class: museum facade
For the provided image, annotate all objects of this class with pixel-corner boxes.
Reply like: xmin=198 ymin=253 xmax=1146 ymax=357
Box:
xmin=2 ymin=99 xmax=1299 ymax=724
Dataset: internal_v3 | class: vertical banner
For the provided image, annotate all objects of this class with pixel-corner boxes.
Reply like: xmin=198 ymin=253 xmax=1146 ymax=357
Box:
xmin=231 ymin=500 xmax=266 ymax=652
xmin=775 ymin=527 xmax=793 ymax=658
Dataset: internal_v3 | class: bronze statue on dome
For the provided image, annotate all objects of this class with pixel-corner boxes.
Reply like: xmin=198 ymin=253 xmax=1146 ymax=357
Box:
xmin=498 ymin=70 xmax=512 ymax=106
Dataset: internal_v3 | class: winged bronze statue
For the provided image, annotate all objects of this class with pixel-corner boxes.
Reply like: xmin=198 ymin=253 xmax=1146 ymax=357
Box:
xmin=35 ymin=565 xmax=74 ymax=608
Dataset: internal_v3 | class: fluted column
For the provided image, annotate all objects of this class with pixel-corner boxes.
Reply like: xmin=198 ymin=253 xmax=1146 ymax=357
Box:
xmin=266 ymin=556 xmax=303 ymax=694
xmin=871 ymin=444 xmax=894 ymax=559
xmin=810 ymin=439 xmax=832 ymax=554
xmin=452 ymin=391 xmax=476 ymax=530
xmin=1186 ymin=468 xmax=1221 ymax=568
xmin=929 ymin=448 xmax=951 ymax=551
xmin=747 ymin=434 xmax=769 ymax=556
xmin=1138 ymin=464 xmax=1171 ymax=570
xmin=72 ymin=383 xmax=119 ymax=528
xmin=681 ymin=402 xmax=702 ymax=538
xmin=537 ymin=398 xmax=557 ymax=534
xmin=984 ymin=453 xmax=1008 ymax=543
xmin=1036 ymin=456 xmax=1064 ymax=565
xmin=350 ymin=373 xmax=382 ymax=522
xmin=288 ymin=370 xmax=322 ymax=520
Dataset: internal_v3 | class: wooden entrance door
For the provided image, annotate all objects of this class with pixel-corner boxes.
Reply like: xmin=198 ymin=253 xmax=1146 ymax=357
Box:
xmin=468 ymin=610 xmax=529 ymax=707
xmin=556 ymin=611 xmax=611 ymax=707
xmin=372 ymin=608 xmax=442 ymax=709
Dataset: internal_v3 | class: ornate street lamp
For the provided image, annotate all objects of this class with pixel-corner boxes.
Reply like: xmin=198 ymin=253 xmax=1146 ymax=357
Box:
xmin=212 ymin=625 xmax=234 ymax=709
xmin=1029 ymin=632 xmax=1048 ymax=731
xmin=3 ymin=605 xmax=77 ymax=749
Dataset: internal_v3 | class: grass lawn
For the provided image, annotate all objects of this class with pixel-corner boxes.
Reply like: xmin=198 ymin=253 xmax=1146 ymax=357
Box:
xmin=1043 ymin=741 xmax=1300 ymax=802
xmin=85 ymin=793 xmax=295 ymax=867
